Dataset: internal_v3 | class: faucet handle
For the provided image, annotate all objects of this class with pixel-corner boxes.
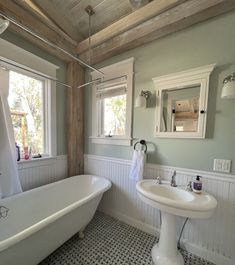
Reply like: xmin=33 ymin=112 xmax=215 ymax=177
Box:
xmin=187 ymin=181 xmax=193 ymax=191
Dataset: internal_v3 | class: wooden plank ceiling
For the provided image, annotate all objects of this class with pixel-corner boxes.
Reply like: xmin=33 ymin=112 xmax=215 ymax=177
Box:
xmin=0 ymin=0 xmax=235 ymax=64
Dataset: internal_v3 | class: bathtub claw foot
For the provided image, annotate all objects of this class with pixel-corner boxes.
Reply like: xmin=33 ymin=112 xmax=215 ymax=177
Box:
xmin=78 ymin=231 xmax=85 ymax=239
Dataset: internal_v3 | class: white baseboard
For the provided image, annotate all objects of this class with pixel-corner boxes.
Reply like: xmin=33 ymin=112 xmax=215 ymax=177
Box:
xmin=99 ymin=208 xmax=235 ymax=265
xmin=183 ymin=242 xmax=235 ymax=265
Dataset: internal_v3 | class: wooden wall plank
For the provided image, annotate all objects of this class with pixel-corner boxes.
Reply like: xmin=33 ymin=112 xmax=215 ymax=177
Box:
xmin=67 ymin=61 xmax=85 ymax=177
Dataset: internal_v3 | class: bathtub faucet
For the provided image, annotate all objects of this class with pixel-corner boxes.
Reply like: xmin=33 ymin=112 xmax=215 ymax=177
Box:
xmin=0 ymin=205 xmax=9 ymax=218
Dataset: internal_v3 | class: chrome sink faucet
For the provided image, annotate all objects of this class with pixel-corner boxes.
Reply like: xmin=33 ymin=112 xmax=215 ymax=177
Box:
xmin=156 ymin=176 xmax=162 ymax=184
xmin=171 ymin=170 xmax=177 ymax=187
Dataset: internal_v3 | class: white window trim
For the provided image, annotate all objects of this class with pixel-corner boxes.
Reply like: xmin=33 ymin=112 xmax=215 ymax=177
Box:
xmin=90 ymin=57 xmax=134 ymax=146
xmin=0 ymin=38 xmax=58 ymax=157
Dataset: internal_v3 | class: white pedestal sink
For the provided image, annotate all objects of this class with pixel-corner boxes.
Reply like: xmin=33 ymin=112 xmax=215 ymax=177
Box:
xmin=136 ymin=180 xmax=217 ymax=265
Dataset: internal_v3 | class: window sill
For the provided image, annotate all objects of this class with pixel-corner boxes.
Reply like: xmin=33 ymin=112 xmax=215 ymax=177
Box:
xmin=90 ymin=136 xmax=132 ymax=146
xmin=17 ymin=156 xmax=56 ymax=169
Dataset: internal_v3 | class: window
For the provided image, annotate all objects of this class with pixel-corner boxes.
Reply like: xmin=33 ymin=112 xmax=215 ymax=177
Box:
xmin=91 ymin=58 xmax=134 ymax=145
xmin=8 ymin=70 xmax=46 ymax=156
xmin=0 ymin=38 xmax=57 ymax=159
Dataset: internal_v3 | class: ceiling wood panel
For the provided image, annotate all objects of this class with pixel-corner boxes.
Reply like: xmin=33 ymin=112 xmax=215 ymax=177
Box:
xmin=1 ymin=0 xmax=234 ymax=66
xmin=0 ymin=0 xmax=77 ymax=61
xmin=41 ymin=0 xmax=134 ymax=38
xmin=15 ymin=0 xmax=78 ymax=45
xmin=32 ymin=0 xmax=82 ymax=41
xmin=76 ymin=0 xmax=185 ymax=54
xmin=79 ymin=0 xmax=235 ymax=65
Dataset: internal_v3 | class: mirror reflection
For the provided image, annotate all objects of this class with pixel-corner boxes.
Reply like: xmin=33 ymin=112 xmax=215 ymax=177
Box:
xmin=160 ymin=85 xmax=200 ymax=132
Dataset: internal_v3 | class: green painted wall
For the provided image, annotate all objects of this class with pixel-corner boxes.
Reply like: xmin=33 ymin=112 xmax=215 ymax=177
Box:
xmin=85 ymin=11 xmax=235 ymax=174
xmin=0 ymin=31 xmax=67 ymax=155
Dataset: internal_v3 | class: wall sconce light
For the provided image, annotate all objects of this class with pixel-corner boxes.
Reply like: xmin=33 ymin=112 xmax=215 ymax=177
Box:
xmin=221 ymin=73 xmax=235 ymax=99
xmin=135 ymin=90 xmax=151 ymax=108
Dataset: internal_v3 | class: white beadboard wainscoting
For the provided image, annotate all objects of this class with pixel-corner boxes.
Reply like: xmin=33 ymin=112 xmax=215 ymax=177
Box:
xmin=18 ymin=155 xmax=67 ymax=191
xmin=84 ymin=154 xmax=235 ymax=265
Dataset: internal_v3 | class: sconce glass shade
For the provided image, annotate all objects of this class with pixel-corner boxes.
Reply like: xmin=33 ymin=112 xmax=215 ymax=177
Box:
xmin=0 ymin=18 xmax=9 ymax=34
xmin=221 ymin=75 xmax=235 ymax=99
xmin=135 ymin=90 xmax=151 ymax=108
xmin=135 ymin=95 xmax=146 ymax=108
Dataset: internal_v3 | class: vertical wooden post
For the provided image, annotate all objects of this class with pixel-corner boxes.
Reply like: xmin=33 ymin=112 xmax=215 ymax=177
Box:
xmin=67 ymin=61 xmax=85 ymax=177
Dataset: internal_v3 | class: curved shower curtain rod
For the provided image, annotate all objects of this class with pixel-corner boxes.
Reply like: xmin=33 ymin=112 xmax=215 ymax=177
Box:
xmin=0 ymin=58 xmax=72 ymax=88
xmin=0 ymin=12 xmax=104 ymax=76
xmin=0 ymin=58 xmax=126 ymax=90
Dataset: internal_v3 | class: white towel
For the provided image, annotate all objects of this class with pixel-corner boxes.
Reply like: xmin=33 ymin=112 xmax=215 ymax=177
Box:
xmin=129 ymin=150 xmax=146 ymax=181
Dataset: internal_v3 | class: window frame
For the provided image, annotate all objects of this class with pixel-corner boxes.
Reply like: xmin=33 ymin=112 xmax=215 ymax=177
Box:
xmin=90 ymin=57 xmax=134 ymax=146
xmin=0 ymin=38 xmax=58 ymax=158
xmin=8 ymin=68 xmax=47 ymax=156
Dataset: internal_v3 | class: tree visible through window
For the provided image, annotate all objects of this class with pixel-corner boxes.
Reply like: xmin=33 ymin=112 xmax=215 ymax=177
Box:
xmin=103 ymin=94 xmax=126 ymax=136
xmin=8 ymin=71 xmax=44 ymax=155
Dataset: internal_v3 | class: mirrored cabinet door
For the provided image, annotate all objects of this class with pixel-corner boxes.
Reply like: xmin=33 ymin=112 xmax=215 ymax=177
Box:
xmin=161 ymin=85 xmax=200 ymax=133
xmin=153 ymin=64 xmax=215 ymax=138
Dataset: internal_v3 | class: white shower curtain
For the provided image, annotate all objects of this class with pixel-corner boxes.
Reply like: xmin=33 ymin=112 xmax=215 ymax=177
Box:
xmin=0 ymin=68 xmax=22 ymax=198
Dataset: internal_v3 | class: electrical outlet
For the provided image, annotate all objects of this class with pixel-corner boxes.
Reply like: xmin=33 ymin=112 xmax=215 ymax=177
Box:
xmin=213 ymin=159 xmax=231 ymax=173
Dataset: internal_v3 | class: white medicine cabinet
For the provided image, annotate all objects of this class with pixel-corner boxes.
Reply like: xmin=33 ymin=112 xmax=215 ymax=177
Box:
xmin=152 ymin=64 xmax=216 ymax=138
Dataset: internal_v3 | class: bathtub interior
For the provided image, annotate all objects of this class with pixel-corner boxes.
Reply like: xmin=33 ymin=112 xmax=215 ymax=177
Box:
xmin=0 ymin=175 xmax=111 ymax=242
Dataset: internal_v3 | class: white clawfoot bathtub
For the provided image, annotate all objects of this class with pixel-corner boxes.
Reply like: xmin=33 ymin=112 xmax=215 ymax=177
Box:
xmin=0 ymin=174 xmax=111 ymax=265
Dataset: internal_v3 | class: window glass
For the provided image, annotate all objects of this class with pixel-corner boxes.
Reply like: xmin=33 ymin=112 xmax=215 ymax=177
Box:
xmin=91 ymin=58 xmax=134 ymax=145
xmin=102 ymin=94 xmax=126 ymax=136
xmin=8 ymin=70 xmax=44 ymax=155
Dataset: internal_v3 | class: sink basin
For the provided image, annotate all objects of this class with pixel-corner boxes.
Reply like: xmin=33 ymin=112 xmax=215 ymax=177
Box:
xmin=136 ymin=179 xmax=217 ymax=265
xmin=136 ymin=180 xmax=217 ymax=218
xmin=148 ymin=185 xmax=194 ymax=201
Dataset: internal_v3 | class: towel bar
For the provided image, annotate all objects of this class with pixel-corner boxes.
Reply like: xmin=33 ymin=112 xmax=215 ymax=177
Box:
xmin=134 ymin=139 xmax=147 ymax=153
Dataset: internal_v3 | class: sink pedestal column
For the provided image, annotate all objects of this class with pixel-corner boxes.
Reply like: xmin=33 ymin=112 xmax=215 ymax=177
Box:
xmin=152 ymin=212 xmax=184 ymax=265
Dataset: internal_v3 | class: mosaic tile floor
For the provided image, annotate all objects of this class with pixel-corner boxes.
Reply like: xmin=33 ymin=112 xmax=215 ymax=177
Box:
xmin=40 ymin=211 xmax=215 ymax=265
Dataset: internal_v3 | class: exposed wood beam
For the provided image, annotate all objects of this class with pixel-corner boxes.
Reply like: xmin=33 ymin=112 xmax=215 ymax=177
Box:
xmin=79 ymin=0 xmax=235 ymax=65
xmin=16 ymin=0 xmax=78 ymax=46
xmin=76 ymin=0 xmax=184 ymax=54
xmin=0 ymin=0 xmax=77 ymax=62
xmin=32 ymin=0 xmax=82 ymax=42
xmin=67 ymin=61 xmax=85 ymax=177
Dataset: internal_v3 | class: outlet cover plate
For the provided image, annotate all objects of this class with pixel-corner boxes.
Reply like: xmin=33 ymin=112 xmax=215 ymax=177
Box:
xmin=213 ymin=159 xmax=231 ymax=173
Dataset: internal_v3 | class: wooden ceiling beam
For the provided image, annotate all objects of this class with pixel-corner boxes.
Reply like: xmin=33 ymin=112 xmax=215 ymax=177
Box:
xmin=15 ymin=0 xmax=78 ymax=46
xmin=76 ymin=0 xmax=185 ymax=54
xmin=0 ymin=0 xmax=77 ymax=62
xmin=79 ymin=0 xmax=235 ymax=65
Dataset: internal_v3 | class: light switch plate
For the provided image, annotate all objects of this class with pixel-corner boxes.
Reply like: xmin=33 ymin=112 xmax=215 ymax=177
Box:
xmin=213 ymin=159 xmax=231 ymax=173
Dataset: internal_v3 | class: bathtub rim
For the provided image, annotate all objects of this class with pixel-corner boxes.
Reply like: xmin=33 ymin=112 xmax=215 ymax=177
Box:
xmin=0 ymin=174 xmax=111 ymax=252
